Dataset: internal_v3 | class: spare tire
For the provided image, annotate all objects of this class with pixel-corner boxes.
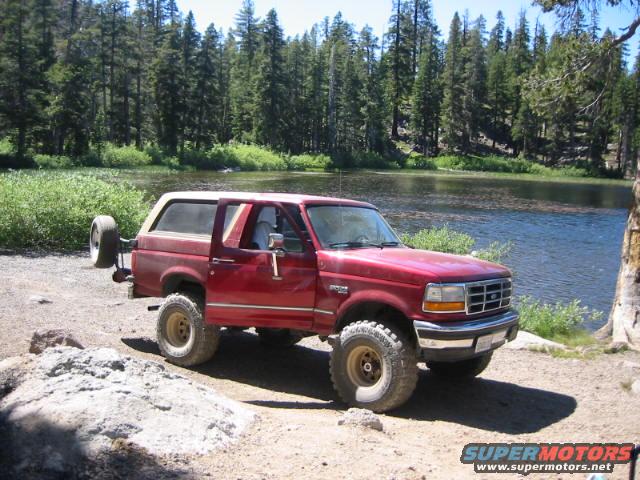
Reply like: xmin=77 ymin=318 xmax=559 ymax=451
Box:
xmin=90 ymin=215 xmax=119 ymax=268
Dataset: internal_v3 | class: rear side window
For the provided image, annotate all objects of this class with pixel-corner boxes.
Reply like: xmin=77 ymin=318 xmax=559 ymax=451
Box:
xmin=152 ymin=202 xmax=217 ymax=236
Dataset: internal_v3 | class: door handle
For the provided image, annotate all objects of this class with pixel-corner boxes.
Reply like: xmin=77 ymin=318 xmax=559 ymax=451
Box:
xmin=211 ymin=258 xmax=235 ymax=264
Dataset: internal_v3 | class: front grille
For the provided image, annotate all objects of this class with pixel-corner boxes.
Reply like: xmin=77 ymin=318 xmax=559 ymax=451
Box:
xmin=466 ymin=278 xmax=512 ymax=314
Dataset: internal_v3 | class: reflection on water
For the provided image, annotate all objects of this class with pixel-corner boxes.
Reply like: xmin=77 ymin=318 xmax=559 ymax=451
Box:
xmin=122 ymin=170 xmax=630 ymax=330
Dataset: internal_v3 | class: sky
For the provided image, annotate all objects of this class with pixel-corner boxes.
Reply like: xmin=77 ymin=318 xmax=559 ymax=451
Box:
xmin=176 ymin=0 xmax=639 ymax=60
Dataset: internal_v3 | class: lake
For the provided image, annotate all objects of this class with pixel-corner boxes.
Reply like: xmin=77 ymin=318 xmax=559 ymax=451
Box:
xmin=121 ymin=170 xmax=631 ymax=330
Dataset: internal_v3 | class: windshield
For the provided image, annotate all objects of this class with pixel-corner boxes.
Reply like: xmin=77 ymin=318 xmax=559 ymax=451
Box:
xmin=306 ymin=205 xmax=401 ymax=249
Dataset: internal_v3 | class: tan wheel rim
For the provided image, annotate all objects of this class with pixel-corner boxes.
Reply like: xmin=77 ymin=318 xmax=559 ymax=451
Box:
xmin=166 ymin=312 xmax=192 ymax=348
xmin=346 ymin=345 xmax=383 ymax=387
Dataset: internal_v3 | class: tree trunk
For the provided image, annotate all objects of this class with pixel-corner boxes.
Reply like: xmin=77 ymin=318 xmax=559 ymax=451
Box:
xmin=598 ymin=166 xmax=640 ymax=348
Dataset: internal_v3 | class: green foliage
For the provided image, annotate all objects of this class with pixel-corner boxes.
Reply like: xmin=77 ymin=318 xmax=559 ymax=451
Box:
xmin=433 ymin=155 xmax=589 ymax=177
xmin=0 ymin=137 xmax=14 ymax=155
xmin=516 ymin=296 xmax=603 ymax=340
xmin=0 ymin=171 xmax=149 ymax=250
xmin=102 ymin=144 xmax=152 ymax=168
xmin=401 ymin=225 xmax=512 ymax=264
xmin=208 ymin=144 xmax=287 ymax=171
xmin=286 ymin=154 xmax=331 ymax=171
xmin=33 ymin=154 xmax=74 ymax=169
xmin=404 ymin=153 xmax=437 ymax=170
xmin=401 ymin=226 xmax=474 ymax=255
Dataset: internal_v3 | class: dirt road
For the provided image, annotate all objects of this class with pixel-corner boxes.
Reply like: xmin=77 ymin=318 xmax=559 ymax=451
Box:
xmin=1 ymin=252 xmax=638 ymax=479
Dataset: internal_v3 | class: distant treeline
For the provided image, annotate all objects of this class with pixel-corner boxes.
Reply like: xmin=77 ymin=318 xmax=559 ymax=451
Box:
xmin=0 ymin=0 xmax=637 ymax=174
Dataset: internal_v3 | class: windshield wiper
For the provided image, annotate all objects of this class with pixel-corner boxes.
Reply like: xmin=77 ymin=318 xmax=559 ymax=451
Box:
xmin=380 ymin=241 xmax=401 ymax=247
xmin=329 ymin=241 xmax=381 ymax=249
xmin=329 ymin=241 xmax=402 ymax=249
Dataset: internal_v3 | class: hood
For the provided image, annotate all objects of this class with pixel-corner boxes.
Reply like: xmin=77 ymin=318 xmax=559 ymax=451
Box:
xmin=318 ymin=247 xmax=511 ymax=285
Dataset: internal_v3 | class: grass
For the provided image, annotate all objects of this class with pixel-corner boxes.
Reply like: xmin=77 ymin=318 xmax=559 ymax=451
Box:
xmin=0 ymin=171 xmax=150 ymax=250
xmin=516 ymin=296 xmax=602 ymax=345
xmin=400 ymin=225 xmax=512 ymax=264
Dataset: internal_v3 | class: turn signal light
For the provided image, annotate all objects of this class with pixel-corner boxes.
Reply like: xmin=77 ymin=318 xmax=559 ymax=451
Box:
xmin=423 ymin=301 xmax=465 ymax=312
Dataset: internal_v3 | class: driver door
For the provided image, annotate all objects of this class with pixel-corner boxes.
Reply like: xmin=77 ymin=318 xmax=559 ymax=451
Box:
xmin=205 ymin=200 xmax=317 ymax=329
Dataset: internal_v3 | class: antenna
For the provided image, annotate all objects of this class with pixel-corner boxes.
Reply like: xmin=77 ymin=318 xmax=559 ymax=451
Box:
xmin=339 ymin=168 xmax=342 ymax=196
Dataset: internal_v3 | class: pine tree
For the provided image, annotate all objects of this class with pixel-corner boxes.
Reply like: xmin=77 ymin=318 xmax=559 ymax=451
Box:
xmin=411 ymin=24 xmax=440 ymax=154
xmin=181 ymin=11 xmax=201 ymax=148
xmin=441 ymin=12 xmax=464 ymax=151
xmin=253 ymin=9 xmax=286 ymax=148
xmin=153 ymin=23 xmax=184 ymax=153
xmin=460 ymin=16 xmax=487 ymax=150
xmin=0 ymin=0 xmax=42 ymax=162
xmin=192 ymin=24 xmax=221 ymax=149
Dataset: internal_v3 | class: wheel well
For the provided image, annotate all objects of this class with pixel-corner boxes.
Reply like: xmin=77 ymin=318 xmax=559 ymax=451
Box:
xmin=162 ymin=276 xmax=205 ymax=300
xmin=335 ymin=301 xmax=417 ymax=345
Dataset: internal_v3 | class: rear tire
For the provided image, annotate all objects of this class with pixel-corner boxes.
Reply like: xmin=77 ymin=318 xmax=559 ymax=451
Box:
xmin=256 ymin=328 xmax=302 ymax=348
xmin=330 ymin=320 xmax=418 ymax=413
xmin=89 ymin=215 xmax=119 ymax=269
xmin=157 ymin=293 xmax=220 ymax=367
xmin=427 ymin=352 xmax=493 ymax=379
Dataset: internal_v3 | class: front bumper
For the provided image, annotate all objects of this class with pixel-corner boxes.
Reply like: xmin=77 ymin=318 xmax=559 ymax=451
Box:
xmin=413 ymin=310 xmax=519 ymax=362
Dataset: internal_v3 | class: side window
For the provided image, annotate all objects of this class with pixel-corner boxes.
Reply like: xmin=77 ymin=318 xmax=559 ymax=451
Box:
xmin=152 ymin=202 xmax=217 ymax=236
xmin=248 ymin=206 xmax=304 ymax=253
xmin=222 ymin=203 xmax=248 ymax=248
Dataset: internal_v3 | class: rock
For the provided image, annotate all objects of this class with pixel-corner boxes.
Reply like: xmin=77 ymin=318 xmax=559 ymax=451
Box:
xmin=337 ymin=408 xmax=383 ymax=431
xmin=29 ymin=329 xmax=84 ymax=354
xmin=0 ymin=347 xmax=255 ymax=463
xmin=632 ymin=379 xmax=640 ymax=395
xmin=505 ymin=331 xmax=566 ymax=352
xmin=621 ymin=360 xmax=640 ymax=371
xmin=28 ymin=295 xmax=52 ymax=305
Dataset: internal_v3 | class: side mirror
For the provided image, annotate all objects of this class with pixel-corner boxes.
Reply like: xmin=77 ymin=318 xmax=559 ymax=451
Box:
xmin=268 ymin=233 xmax=284 ymax=251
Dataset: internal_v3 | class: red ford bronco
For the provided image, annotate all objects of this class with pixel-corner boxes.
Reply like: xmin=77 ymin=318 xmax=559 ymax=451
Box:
xmin=90 ymin=192 xmax=518 ymax=412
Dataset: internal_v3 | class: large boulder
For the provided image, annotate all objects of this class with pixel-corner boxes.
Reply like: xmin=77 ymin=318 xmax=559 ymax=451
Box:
xmin=29 ymin=329 xmax=84 ymax=354
xmin=0 ymin=347 xmax=255 ymax=479
xmin=505 ymin=331 xmax=566 ymax=352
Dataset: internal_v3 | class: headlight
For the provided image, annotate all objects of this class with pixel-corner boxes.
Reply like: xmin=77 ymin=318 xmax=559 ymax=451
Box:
xmin=423 ymin=284 xmax=466 ymax=312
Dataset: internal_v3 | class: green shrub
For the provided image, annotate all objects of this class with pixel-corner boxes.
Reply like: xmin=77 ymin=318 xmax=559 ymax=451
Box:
xmin=0 ymin=171 xmax=149 ymax=250
xmin=33 ymin=154 xmax=74 ymax=169
xmin=433 ymin=154 xmax=589 ymax=177
xmin=401 ymin=225 xmax=512 ymax=264
xmin=208 ymin=144 xmax=287 ymax=171
xmin=516 ymin=296 xmax=602 ymax=342
xmin=286 ymin=154 xmax=331 ymax=171
xmin=102 ymin=144 xmax=152 ymax=168
xmin=0 ymin=137 xmax=14 ymax=155
xmin=405 ymin=152 xmax=437 ymax=170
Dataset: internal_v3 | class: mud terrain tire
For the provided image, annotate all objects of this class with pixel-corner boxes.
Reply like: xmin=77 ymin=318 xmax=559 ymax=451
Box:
xmin=157 ymin=293 xmax=220 ymax=367
xmin=89 ymin=215 xmax=119 ymax=269
xmin=330 ymin=320 xmax=418 ymax=413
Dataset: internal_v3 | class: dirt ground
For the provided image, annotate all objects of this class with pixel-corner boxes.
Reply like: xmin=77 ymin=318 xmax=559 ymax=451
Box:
xmin=1 ymin=252 xmax=639 ymax=480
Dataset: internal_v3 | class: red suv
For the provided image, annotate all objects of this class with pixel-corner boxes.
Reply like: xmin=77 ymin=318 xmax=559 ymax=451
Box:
xmin=90 ymin=191 xmax=518 ymax=412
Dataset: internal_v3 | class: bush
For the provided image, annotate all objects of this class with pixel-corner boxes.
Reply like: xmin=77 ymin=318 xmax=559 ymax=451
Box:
xmin=286 ymin=154 xmax=331 ymax=171
xmin=433 ymin=154 xmax=589 ymax=177
xmin=208 ymin=144 xmax=287 ymax=171
xmin=102 ymin=144 xmax=152 ymax=168
xmin=0 ymin=171 xmax=149 ymax=250
xmin=33 ymin=154 xmax=74 ymax=169
xmin=400 ymin=225 xmax=512 ymax=264
xmin=404 ymin=153 xmax=437 ymax=170
xmin=0 ymin=137 xmax=14 ymax=155
xmin=516 ymin=296 xmax=602 ymax=342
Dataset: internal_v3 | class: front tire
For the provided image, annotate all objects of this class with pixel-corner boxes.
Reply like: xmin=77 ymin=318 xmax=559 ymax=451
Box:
xmin=330 ymin=320 xmax=418 ymax=413
xmin=426 ymin=352 xmax=493 ymax=379
xmin=157 ymin=293 xmax=220 ymax=367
